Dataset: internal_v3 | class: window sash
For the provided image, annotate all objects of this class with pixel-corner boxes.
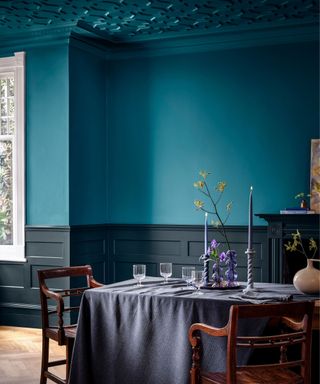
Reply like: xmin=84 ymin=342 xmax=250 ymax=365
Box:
xmin=0 ymin=52 xmax=25 ymax=261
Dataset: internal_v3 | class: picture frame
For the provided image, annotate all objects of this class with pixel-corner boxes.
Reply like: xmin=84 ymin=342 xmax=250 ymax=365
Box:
xmin=310 ymin=139 xmax=320 ymax=213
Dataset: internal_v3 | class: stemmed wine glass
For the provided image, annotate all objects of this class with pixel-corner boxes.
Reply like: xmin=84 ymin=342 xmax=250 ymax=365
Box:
xmin=182 ymin=266 xmax=195 ymax=287
xmin=191 ymin=270 xmax=204 ymax=295
xmin=133 ymin=264 xmax=146 ymax=286
xmin=160 ymin=263 xmax=172 ymax=284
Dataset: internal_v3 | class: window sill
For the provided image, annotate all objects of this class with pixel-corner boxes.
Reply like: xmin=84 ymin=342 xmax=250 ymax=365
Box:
xmin=0 ymin=245 xmax=25 ymax=262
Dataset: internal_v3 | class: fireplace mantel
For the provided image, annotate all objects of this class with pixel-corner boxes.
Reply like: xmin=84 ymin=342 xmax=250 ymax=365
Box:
xmin=256 ymin=213 xmax=320 ymax=283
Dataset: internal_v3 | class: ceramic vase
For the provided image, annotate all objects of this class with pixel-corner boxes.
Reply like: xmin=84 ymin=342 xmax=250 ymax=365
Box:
xmin=225 ymin=250 xmax=238 ymax=287
xmin=293 ymin=259 xmax=320 ymax=295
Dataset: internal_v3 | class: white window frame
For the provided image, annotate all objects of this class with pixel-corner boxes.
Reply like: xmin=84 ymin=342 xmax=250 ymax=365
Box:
xmin=0 ymin=52 xmax=25 ymax=261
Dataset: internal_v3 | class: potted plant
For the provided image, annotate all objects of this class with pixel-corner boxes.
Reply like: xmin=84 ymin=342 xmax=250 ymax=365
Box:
xmin=285 ymin=230 xmax=319 ymax=294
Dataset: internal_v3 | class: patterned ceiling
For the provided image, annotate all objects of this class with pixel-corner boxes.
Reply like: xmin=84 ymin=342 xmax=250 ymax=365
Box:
xmin=0 ymin=0 xmax=318 ymax=43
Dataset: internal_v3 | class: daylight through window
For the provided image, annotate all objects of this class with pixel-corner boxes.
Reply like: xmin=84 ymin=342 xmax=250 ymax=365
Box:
xmin=0 ymin=52 xmax=25 ymax=260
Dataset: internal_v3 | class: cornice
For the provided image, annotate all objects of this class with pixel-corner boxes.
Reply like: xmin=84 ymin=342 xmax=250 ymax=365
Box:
xmin=0 ymin=24 xmax=75 ymax=52
xmin=105 ymin=22 xmax=319 ymax=60
xmin=0 ymin=21 xmax=317 ymax=58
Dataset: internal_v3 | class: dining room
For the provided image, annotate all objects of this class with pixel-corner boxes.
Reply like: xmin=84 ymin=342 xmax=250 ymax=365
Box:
xmin=0 ymin=1 xmax=319 ymax=383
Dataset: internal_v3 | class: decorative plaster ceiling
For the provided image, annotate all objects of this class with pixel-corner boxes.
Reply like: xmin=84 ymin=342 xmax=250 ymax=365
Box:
xmin=0 ymin=0 xmax=318 ymax=44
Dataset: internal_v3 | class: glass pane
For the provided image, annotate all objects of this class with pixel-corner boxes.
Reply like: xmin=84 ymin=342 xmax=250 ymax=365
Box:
xmin=0 ymin=140 xmax=13 ymax=245
xmin=8 ymin=118 xmax=14 ymax=135
xmin=0 ymin=79 xmax=6 ymax=98
xmin=0 ymin=100 xmax=6 ymax=116
xmin=1 ymin=118 xmax=7 ymax=135
xmin=8 ymin=98 xmax=14 ymax=116
xmin=8 ymin=78 xmax=14 ymax=97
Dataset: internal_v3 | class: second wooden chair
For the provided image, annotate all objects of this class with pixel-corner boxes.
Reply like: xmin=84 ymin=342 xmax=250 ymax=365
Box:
xmin=38 ymin=265 xmax=103 ymax=384
xmin=189 ymin=301 xmax=314 ymax=384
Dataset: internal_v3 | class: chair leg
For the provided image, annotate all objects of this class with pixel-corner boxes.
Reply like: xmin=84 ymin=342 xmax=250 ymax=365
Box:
xmin=66 ymin=338 xmax=75 ymax=383
xmin=40 ymin=334 xmax=49 ymax=384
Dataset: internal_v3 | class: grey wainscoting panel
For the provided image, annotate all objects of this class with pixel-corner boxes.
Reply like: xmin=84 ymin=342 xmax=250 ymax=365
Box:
xmin=0 ymin=224 xmax=268 ymax=327
xmin=0 ymin=226 xmax=71 ymax=327
xmin=108 ymin=225 xmax=268 ymax=283
xmin=69 ymin=225 xmax=108 ymax=284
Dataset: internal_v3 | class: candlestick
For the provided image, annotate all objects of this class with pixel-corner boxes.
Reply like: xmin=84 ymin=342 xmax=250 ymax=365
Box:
xmin=204 ymin=212 xmax=208 ymax=254
xmin=243 ymin=248 xmax=256 ymax=293
xmin=244 ymin=186 xmax=257 ymax=294
xmin=248 ymin=186 xmax=253 ymax=250
xmin=203 ymin=257 xmax=210 ymax=286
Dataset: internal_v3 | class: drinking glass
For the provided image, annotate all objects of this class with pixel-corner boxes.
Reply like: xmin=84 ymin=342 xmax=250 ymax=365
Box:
xmin=160 ymin=263 xmax=172 ymax=283
xmin=182 ymin=266 xmax=195 ymax=287
xmin=133 ymin=264 xmax=146 ymax=286
xmin=191 ymin=270 xmax=204 ymax=294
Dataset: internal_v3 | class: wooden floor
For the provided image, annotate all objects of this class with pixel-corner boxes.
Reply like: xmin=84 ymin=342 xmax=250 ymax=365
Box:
xmin=0 ymin=326 xmax=66 ymax=384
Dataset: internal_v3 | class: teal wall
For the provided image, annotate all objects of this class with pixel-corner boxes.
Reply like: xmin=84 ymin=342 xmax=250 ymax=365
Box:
xmin=1 ymin=38 xmax=318 ymax=227
xmin=69 ymin=44 xmax=108 ymax=225
xmin=26 ymin=44 xmax=69 ymax=225
xmin=108 ymin=41 xmax=319 ymax=225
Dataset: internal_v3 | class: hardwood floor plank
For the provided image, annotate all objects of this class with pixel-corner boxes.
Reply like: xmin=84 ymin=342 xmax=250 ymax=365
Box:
xmin=0 ymin=326 xmax=66 ymax=384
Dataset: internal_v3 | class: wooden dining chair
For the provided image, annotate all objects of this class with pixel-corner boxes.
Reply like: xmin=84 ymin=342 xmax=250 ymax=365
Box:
xmin=189 ymin=301 xmax=314 ymax=384
xmin=37 ymin=265 xmax=103 ymax=384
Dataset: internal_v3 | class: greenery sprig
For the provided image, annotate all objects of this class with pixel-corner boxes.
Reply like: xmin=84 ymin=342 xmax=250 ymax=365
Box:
xmin=284 ymin=229 xmax=318 ymax=259
xmin=193 ymin=170 xmax=232 ymax=250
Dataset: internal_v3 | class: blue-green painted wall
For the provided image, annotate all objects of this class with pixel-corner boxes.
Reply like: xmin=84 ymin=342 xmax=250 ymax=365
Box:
xmin=108 ymin=41 xmax=319 ymax=225
xmin=26 ymin=44 xmax=69 ymax=225
xmin=69 ymin=44 xmax=108 ymax=225
xmin=1 ymin=38 xmax=318 ymax=227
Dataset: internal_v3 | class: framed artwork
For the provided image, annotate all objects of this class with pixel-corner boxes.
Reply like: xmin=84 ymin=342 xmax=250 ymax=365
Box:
xmin=310 ymin=139 xmax=320 ymax=213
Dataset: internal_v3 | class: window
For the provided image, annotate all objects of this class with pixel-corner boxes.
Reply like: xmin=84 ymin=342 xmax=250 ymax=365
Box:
xmin=0 ymin=52 xmax=25 ymax=261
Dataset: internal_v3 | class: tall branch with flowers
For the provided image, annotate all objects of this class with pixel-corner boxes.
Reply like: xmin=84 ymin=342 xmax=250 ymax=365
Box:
xmin=194 ymin=170 xmax=238 ymax=287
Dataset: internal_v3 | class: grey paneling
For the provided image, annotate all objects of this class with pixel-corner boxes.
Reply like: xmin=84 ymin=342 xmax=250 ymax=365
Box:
xmin=0 ymin=263 xmax=24 ymax=287
xmin=72 ymin=238 xmax=105 ymax=257
xmin=26 ymin=241 xmax=65 ymax=259
xmin=26 ymin=228 xmax=70 ymax=261
xmin=70 ymin=225 xmax=107 ymax=284
xmin=108 ymin=225 xmax=268 ymax=283
xmin=1 ymin=223 xmax=268 ymax=327
xmin=0 ymin=226 xmax=71 ymax=327
xmin=114 ymin=239 xmax=181 ymax=257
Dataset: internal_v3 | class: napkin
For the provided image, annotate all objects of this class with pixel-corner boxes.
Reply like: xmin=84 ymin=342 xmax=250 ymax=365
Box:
xmin=230 ymin=291 xmax=293 ymax=304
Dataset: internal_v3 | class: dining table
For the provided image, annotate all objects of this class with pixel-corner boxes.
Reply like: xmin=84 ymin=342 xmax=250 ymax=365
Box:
xmin=68 ymin=277 xmax=319 ymax=384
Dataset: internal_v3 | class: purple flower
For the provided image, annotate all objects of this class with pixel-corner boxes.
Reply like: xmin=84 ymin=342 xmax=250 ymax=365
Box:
xmin=210 ymin=239 xmax=220 ymax=250
xmin=219 ymin=252 xmax=227 ymax=262
xmin=226 ymin=250 xmax=237 ymax=262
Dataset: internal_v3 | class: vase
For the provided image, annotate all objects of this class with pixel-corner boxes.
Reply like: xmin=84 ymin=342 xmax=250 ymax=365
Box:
xmin=212 ymin=259 xmax=223 ymax=287
xmin=225 ymin=250 xmax=238 ymax=287
xmin=293 ymin=259 xmax=320 ymax=295
xmin=211 ymin=250 xmax=238 ymax=288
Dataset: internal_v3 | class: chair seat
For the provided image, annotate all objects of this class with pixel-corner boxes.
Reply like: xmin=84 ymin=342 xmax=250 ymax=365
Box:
xmin=201 ymin=367 xmax=303 ymax=384
xmin=45 ymin=325 xmax=77 ymax=342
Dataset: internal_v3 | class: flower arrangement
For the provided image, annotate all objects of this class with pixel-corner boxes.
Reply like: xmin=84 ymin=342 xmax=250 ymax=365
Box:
xmin=194 ymin=170 xmax=237 ymax=287
xmin=284 ymin=229 xmax=318 ymax=259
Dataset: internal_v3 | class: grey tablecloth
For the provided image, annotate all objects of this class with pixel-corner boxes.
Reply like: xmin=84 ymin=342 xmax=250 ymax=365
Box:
xmin=69 ymin=278 xmax=317 ymax=384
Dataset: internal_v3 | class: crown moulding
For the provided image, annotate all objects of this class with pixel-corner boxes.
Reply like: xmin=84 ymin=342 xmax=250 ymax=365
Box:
xmin=0 ymin=20 xmax=318 ymax=58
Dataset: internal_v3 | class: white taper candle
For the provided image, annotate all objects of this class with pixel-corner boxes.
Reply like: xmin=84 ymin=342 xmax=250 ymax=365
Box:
xmin=204 ymin=212 xmax=208 ymax=254
xmin=248 ymin=186 xmax=253 ymax=250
